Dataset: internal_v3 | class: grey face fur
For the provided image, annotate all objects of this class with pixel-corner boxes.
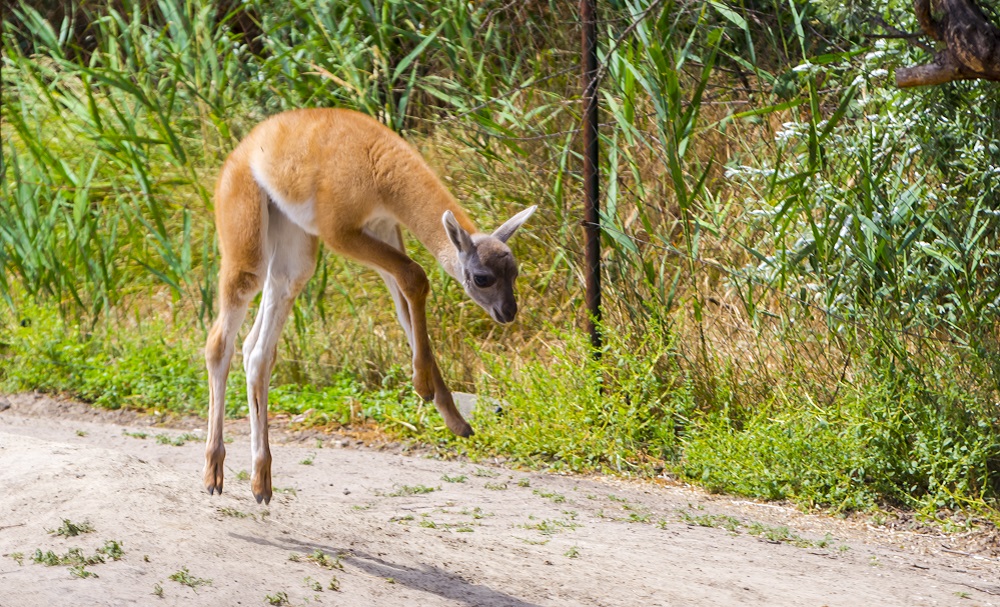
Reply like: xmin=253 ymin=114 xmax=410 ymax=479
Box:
xmin=442 ymin=206 xmax=536 ymax=324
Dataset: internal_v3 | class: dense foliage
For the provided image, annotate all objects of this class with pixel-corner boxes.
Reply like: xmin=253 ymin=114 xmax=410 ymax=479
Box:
xmin=2 ymin=0 xmax=997 ymax=516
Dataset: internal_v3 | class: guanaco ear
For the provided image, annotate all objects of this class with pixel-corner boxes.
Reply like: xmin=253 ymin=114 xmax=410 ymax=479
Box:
xmin=491 ymin=205 xmax=537 ymax=243
xmin=443 ymin=210 xmax=474 ymax=255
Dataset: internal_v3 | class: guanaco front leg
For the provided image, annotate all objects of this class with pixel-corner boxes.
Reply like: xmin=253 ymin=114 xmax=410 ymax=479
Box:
xmin=325 ymin=227 xmax=472 ymax=437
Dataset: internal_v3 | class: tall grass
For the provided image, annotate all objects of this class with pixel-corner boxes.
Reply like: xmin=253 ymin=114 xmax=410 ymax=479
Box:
xmin=2 ymin=0 xmax=997 ymax=515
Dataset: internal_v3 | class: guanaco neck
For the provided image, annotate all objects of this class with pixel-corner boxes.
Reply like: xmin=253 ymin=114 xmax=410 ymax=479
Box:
xmin=383 ymin=144 xmax=479 ymax=281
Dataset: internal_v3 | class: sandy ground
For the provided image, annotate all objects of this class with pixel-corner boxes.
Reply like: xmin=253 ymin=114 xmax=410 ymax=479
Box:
xmin=0 ymin=393 xmax=997 ymax=607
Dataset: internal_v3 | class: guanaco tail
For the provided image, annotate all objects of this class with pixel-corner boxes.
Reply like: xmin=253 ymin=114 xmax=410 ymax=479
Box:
xmin=202 ymin=108 xmax=536 ymax=504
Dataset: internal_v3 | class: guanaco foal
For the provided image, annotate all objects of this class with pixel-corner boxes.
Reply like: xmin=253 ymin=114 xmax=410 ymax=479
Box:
xmin=203 ymin=108 xmax=536 ymax=504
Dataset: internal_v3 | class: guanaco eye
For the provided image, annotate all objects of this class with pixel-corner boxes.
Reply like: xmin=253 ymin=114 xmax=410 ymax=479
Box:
xmin=473 ymin=274 xmax=495 ymax=288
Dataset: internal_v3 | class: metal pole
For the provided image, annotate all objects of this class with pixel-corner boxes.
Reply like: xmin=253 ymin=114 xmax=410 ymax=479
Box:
xmin=581 ymin=0 xmax=601 ymax=355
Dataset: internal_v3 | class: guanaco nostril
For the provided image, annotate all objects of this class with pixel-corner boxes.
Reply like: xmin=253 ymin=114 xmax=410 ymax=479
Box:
xmin=502 ymin=302 xmax=517 ymax=321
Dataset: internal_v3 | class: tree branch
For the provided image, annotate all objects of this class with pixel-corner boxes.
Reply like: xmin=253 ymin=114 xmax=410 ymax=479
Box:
xmin=896 ymin=0 xmax=1000 ymax=87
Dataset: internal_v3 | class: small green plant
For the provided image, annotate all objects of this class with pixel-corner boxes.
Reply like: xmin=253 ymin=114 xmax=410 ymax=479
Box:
xmin=328 ymin=577 xmax=340 ymax=591
xmin=8 ymin=552 xmax=24 ymax=566
xmin=520 ymin=518 xmax=580 ymax=535
xmin=32 ymin=547 xmax=104 ymax=567
xmin=265 ymin=591 xmax=290 ymax=605
xmin=219 ymin=507 xmax=249 ymax=518
xmin=460 ymin=507 xmax=488 ymax=519
xmin=533 ymin=489 xmax=565 ymax=503
xmin=75 ymin=429 xmax=87 ymax=437
xmin=299 ymin=453 xmax=315 ymax=465
xmin=472 ymin=468 xmax=499 ymax=478
xmin=299 ymin=550 xmax=343 ymax=570
xmin=484 ymin=482 xmax=508 ymax=491
xmin=235 ymin=470 xmax=250 ymax=481
xmin=385 ymin=484 xmax=437 ymax=497
xmin=156 ymin=433 xmax=199 ymax=446
xmin=50 ymin=519 xmax=95 ymax=537
xmin=69 ymin=564 xmax=98 ymax=579
xmin=123 ymin=430 xmax=148 ymax=439
xmin=169 ymin=566 xmax=212 ymax=590
xmin=153 ymin=582 xmax=164 ymax=597
xmin=564 ymin=546 xmax=580 ymax=559
xmin=517 ymin=478 xmax=531 ymax=487
xmin=441 ymin=474 xmax=467 ymax=483
xmin=98 ymin=540 xmax=124 ymax=561
xmin=304 ymin=576 xmax=322 ymax=591
xmin=679 ymin=511 xmax=741 ymax=533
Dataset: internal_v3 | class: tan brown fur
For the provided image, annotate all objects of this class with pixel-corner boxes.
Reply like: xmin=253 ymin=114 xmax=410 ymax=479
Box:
xmin=203 ymin=108 xmax=535 ymax=504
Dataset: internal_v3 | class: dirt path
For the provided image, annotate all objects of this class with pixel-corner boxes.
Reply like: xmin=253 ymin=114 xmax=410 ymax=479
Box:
xmin=0 ymin=393 xmax=997 ymax=607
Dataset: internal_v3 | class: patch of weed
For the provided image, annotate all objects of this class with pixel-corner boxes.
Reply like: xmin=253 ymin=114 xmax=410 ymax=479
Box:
xmin=97 ymin=540 xmax=124 ymax=560
xmin=69 ymin=564 xmax=98 ymax=578
xmin=441 ymin=474 xmax=467 ymax=483
xmin=385 ymin=484 xmax=437 ymax=497
xmin=297 ymin=550 xmax=343 ymax=570
xmin=155 ymin=433 xmax=199 ymax=446
xmin=169 ymin=566 xmax=212 ymax=590
xmin=49 ymin=519 xmax=94 ymax=537
xmin=520 ymin=517 xmax=580 ymax=535
xmin=533 ymin=489 xmax=566 ymax=503
xmin=32 ymin=547 xmax=103 ymax=567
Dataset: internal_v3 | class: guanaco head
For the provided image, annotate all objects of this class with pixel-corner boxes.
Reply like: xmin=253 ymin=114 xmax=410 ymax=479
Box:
xmin=442 ymin=206 xmax=537 ymax=324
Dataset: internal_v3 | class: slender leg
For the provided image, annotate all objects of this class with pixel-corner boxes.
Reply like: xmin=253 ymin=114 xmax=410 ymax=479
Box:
xmin=244 ymin=212 xmax=317 ymax=504
xmin=365 ymin=222 xmax=414 ymax=348
xmin=324 ymin=227 xmax=472 ymax=437
xmin=204 ymin=268 xmax=261 ymax=496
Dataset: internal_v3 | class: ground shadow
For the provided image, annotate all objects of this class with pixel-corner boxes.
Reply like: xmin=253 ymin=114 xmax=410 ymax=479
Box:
xmin=231 ymin=532 xmax=544 ymax=607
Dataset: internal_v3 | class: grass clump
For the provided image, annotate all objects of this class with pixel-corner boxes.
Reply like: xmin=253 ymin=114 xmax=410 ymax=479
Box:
xmin=49 ymin=519 xmax=94 ymax=537
xmin=168 ymin=566 xmax=212 ymax=590
xmin=385 ymin=484 xmax=438 ymax=497
xmin=32 ymin=547 xmax=104 ymax=567
xmin=155 ymin=433 xmax=200 ymax=446
xmin=290 ymin=549 xmax=343 ymax=571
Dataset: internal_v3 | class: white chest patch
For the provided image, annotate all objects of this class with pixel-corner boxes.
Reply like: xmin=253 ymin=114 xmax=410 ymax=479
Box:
xmin=250 ymin=161 xmax=320 ymax=235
